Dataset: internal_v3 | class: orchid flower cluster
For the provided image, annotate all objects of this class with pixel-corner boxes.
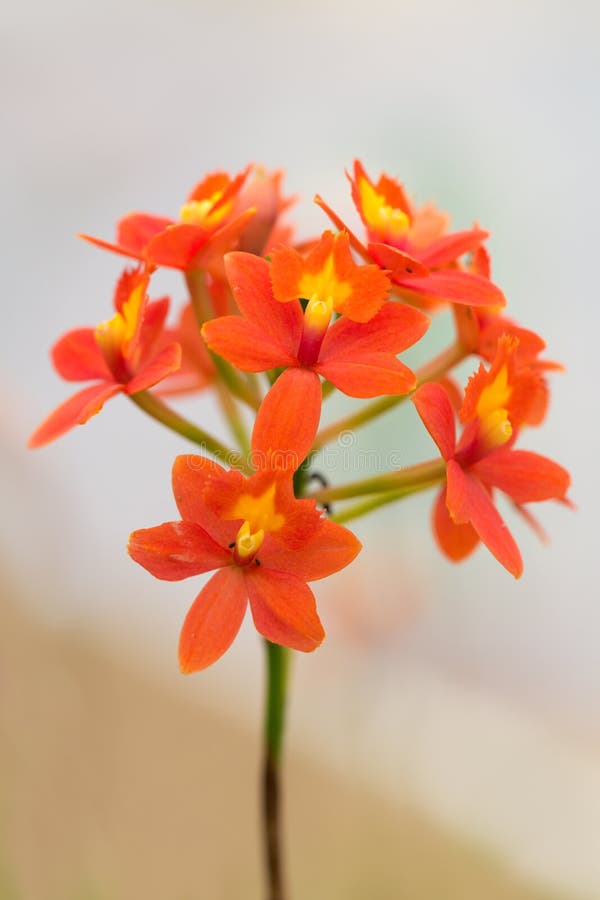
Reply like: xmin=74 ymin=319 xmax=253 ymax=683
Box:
xmin=30 ymin=162 xmax=571 ymax=671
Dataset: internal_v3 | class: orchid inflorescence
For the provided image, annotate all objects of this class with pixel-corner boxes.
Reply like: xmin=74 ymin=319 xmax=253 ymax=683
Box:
xmin=30 ymin=161 xmax=571 ymax=672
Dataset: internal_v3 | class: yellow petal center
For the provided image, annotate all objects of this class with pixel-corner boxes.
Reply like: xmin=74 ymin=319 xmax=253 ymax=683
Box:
xmin=304 ymin=293 xmax=333 ymax=333
xmin=230 ymin=482 xmax=285 ymax=535
xmin=359 ymin=178 xmax=409 ymax=240
xmin=235 ymin=521 xmax=265 ymax=559
xmin=298 ymin=253 xmax=351 ymax=314
xmin=476 ymin=365 xmax=513 ymax=448
xmin=95 ymin=280 xmax=145 ymax=361
xmin=179 ymin=191 xmax=230 ymax=229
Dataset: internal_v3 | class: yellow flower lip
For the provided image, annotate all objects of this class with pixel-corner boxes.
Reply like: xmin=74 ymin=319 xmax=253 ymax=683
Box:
xmin=234 ymin=521 xmax=265 ymax=563
xmin=230 ymin=482 xmax=285 ymax=535
xmin=359 ymin=177 xmax=410 ymax=240
xmin=480 ymin=408 xmax=513 ymax=448
xmin=179 ymin=191 xmax=230 ymax=229
xmin=304 ymin=293 xmax=333 ymax=335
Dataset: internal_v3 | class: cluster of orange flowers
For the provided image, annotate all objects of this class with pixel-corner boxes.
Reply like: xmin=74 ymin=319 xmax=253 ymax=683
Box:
xmin=30 ymin=162 xmax=571 ymax=671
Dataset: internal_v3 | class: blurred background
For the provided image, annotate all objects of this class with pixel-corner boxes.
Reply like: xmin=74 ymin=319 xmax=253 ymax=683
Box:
xmin=2 ymin=0 xmax=599 ymax=897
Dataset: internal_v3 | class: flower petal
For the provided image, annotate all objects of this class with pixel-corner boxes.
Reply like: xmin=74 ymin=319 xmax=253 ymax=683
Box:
xmin=313 ymin=193 xmax=370 ymax=259
xmin=245 ymin=568 xmax=324 ymax=652
xmin=224 ymin=252 xmax=303 ymax=355
xmin=432 ymin=486 xmax=479 ymax=561
xmin=179 ymin=568 xmax=248 ymax=673
xmin=28 ymin=381 xmax=122 ymax=448
xmin=412 ymin=383 xmax=456 ymax=461
xmin=202 ymin=316 xmax=295 ymax=371
xmin=128 ymin=521 xmax=231 ymax=580
xmin=51 ymin=328 xmax=113 ymax=382
xmin=171 ymin=455 xmax=239 ymax=547
xmin=470 ymin=449 xmax=571 ymax=504
xmin=258 ymin=518 xmax=361 ymax=581
xmin=251 ymin=368 xmax=321 ymax=470
xmin=317 ymin=354 xmax=416 ymax=398
xmin=446 ymin=460 xmax=522 ymax=577
xmin=145 ymin=224 xmax=212 ymax=270
xmin=367 ymin=242 xmax=429 ymax=279
xmin=125 ymin=343 xmax=182 ymax=394
xmin=418 ymin=227 xmax=489 ymax=269
xmin=117 ymin=213 xmax=175 ymax=255
xmin=319 ymin=301 xmax=429 ymax=359
xmin=399 ymin=270 xmax=506 ymax=308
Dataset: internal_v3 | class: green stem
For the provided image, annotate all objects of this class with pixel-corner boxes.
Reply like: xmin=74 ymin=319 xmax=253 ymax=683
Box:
xmin=129 ymin=391 xmax=244 ymax=467
xmin=330 ymin=479 xmax=442 ymax=525
xmin=313 ymin=340 xmax=468 ymax=451
xmin=263 ymin=641 xmax=290 ymax=900
xmin=308 ymin=457 xmax=446 ymax=504
xmin=186 ymin=270 xmax=261 ymax=412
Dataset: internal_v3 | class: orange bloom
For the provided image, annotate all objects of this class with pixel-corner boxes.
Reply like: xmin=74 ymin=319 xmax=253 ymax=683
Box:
xmin=270 ymin=229 xmax=391 ymax=323
xmin=28 ymin=267 xmax=181 ymax=447
xmin=234 ymin=166 xmax=296 ymax=255
xmin=79 ymin=167 xmax=256 ymax=272
xmin=128 ymin=455 xmax=361 ymax=672
xmin=316 ymin=160 xmax=505 ymax=309
xmin=412 ymin=336 xmax=570 ymax=577
xmin=202 ymin=241 xmax=428 ymax=449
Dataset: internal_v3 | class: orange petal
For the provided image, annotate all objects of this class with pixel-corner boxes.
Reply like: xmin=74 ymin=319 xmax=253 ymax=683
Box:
xmin=367 ymin=242 xmax=429 ymax=279
xmin=179 ymin=568 xmax=248 ymax=673
xmin=171 ymin=455 xmax=238 ymax=547
xmin=432 ymin=486 xmax=480 ymax=561
xmin=245 ymin=568 xmax=324 ymax=652
xmin=28 ymin=381 xmax=122 ymax=448
xmin=317 ymin=354 xmax=416 ymax=398
xmin=418 ymin=228 xmax=489 ymax=269
xmin=224 ymin=252 xmax=303 ymax=356
xmin=202 ymin=316 xmax=295 ymax=371
xmin=320 ymin=301 xmax=429 ymax=358
xmin=51 ymin=328 xmax=112 ymax=382
xmin=138 ymin=296 xmax=171 ymax=363
xmin=251 ymin=368 xmax=321 ymax=470
xmin=470 ymin=449 xmax=571 ymax=504
xmin=259 ymin=518 xmax=361 ymax=581
xmin=190 ymin=208 xmax=257 ymax=270
xmin=125 ymin=343 xmax=182 ymax=394
xmin=145 ymin=223 xmax=211 ymax=270
xmin=412 ymin=383 xmax=456 ymax=461
xmin=117 ymin=212 xmax=175 ymax=255
xmin=399 ymin=270 xmax=506 ymax=308
xmin=313 ymin=193 xmax=370 ymax=259
xmin=128 ymin=521 xmax=231 ymax=580
xmin=446 ymin=460 xmax=523 ymax=578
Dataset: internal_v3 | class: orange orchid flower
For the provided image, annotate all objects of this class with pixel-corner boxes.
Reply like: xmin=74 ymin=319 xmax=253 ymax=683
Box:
xmin=234 ymin=166 xmax=296 ymax=256
xmin=316 ymin=160 xmax=505 ymax=310
xmin=128 ymin=454 xmax=361 ymax=672
xmin=202 ymin=236 xmax=428 ymax=451
xmin=412 ymin=336 xmax=571 ymax=577
xmin=79 ymin=167 xmax=256 ymax=272
xmin=28 ymin=267 xmax=181 ymax=448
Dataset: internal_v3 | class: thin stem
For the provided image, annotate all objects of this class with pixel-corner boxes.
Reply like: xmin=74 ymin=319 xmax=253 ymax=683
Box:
xmin=308 ymin=457 xmax=446 ymax=504
xmin=263 ymin=641 xmax=290 ymax=900
xmin=186 ymin=270 xmax=261 ymax=411
xmin=129 ymin=390 xmax=244 ymax=465
xmin=330 ymin=479 xmax=442 ymax=525
xmin=313 ymin=340 xmax=468 ymax=450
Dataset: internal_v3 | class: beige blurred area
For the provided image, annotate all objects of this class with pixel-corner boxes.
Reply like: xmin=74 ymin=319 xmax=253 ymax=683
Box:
xmin=3 ymin=0 xmax=600 ymax=897
xmin=0 ymin=580 xmax=562 ymax=900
